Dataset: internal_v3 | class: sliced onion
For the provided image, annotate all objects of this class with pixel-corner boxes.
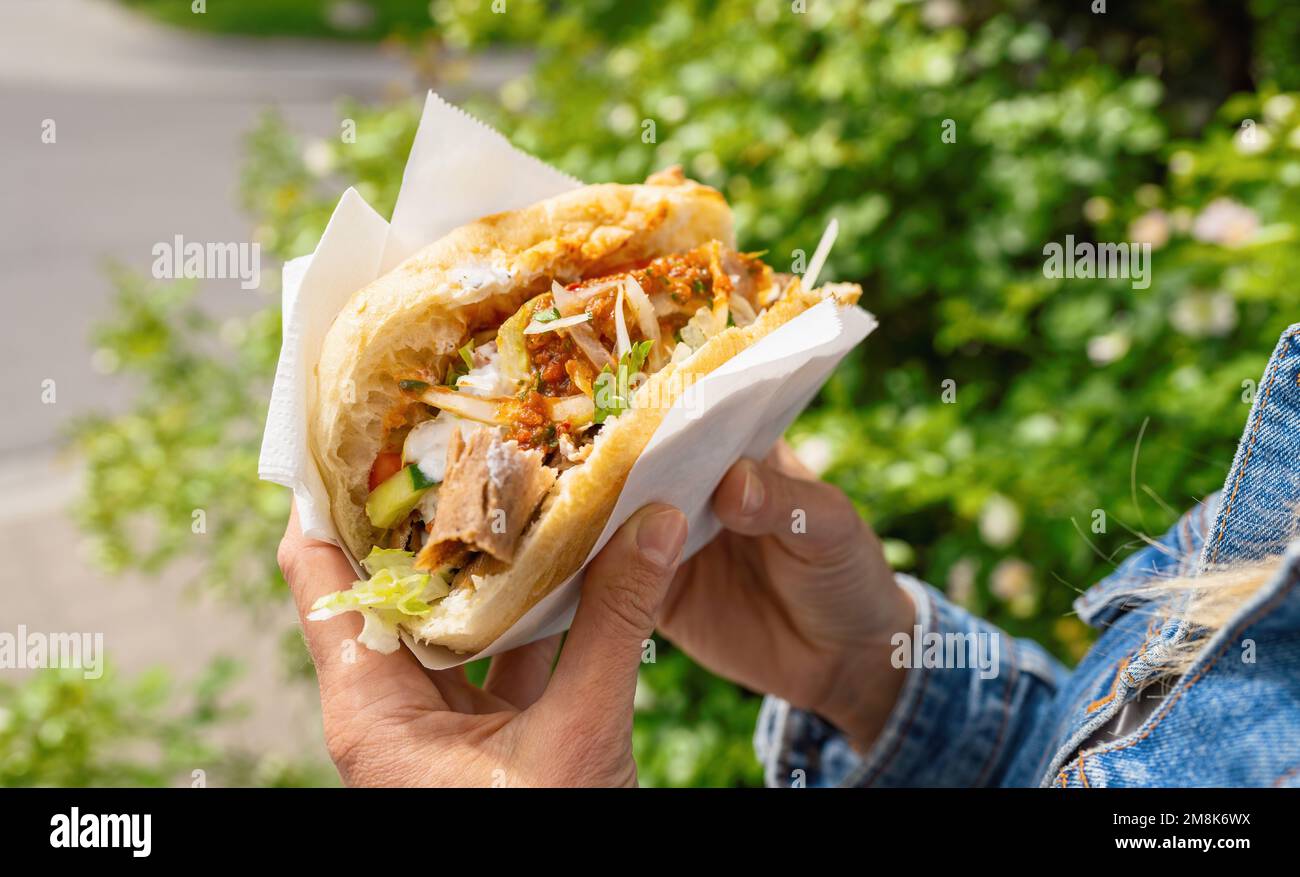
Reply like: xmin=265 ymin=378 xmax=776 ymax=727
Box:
xmin=523 ymin=311 xmax=592 ymax=335
xmin=729 ymin=292 xmax=757 ymax=327
xmin=651 ymin=293 xmax=677 ymax=318
xmin=569 ymin=277 xmax=621 ymax=302
xmin=552 ymin=280 xmax=615 ymax=370
xmin=568 ymin=322 xmax=616 ymax=371
xmin=544 ymin=393 xmax=595 ymax=426
xmin=613 ymin=281 xmax=631 ymax=360
xmin=550 ymin=280 xmax=583 ymax=315
xmin=623 ymin=276 xmax=661 ymax=347
xmin=418 ymin=385 xmax=509 ymax=425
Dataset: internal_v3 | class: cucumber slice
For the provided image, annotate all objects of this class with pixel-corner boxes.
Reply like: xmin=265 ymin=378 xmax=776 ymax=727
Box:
xmin=365 ymin=464 xmax=432 ymax=529
xmin=409 ymin=463 xmax=438 ymax=491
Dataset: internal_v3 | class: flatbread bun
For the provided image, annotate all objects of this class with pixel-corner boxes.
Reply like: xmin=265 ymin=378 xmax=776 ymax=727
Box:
xmin=310 ymin=168 xmax=860 ymax=652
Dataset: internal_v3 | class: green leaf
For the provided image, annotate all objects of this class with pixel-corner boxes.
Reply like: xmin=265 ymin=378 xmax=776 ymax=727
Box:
xmin=458 ymin=339 xmax=476 ymax=371
xmin=594 ymin=339 xmax=656 ymax=423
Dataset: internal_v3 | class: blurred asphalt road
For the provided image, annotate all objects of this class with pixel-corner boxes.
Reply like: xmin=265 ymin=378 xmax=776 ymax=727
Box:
xmin=0 ymin=0 xmax=520 ymax=778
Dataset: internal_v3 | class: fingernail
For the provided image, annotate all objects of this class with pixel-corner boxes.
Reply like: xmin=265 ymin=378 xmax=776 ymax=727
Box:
xmin=740 ymin=463 xmax=766 ymax=516
xmin=637 ymin=508 xmax=687 ymax=569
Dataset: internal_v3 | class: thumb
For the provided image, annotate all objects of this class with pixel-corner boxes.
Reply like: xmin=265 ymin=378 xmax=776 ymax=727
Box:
xmin=543 ymin=504 xmax=688 ymax=723
xmin=713 ymin=455 xmax=869 ymax=568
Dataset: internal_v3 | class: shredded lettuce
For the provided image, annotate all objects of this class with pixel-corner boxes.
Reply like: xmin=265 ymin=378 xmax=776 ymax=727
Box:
xmin=357 ymin=609 xmax=405 ymax=654
xmin=307 ymin=547 xmax=452 ymax=654
xmin=360 ymin=547 xmax=423 ymax=578
xmin=495 ymin=301 xmax=533 ymax=387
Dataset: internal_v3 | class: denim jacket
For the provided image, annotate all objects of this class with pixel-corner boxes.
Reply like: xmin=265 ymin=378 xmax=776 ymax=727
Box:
xmin=756 ymin=323 xmax=1300 ymax=787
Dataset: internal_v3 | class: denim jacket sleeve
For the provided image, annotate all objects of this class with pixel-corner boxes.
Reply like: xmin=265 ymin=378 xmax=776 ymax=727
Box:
xmin=753 ymin=495 xmax=1221 ymax=788
xmin=753 ymin=573 xmax=1069 ymax=787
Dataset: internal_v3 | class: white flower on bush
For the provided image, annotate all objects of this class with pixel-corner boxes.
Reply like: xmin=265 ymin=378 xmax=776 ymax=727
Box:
xmin=991 ymin=558 xmax=1037 ymax=617
xmin=606 ymin=103 xmax=638 ymax=136
xmin=922 ymin=0 xmax=963 ymax=28
xmin=979 ymin=494 xmax=1021 ymax=548
xmin=1169 ymin=150 xmax=1195 ymax=177
xmin=1128 ymin=209 xmax=1170 ymax=249
xmin=1170 ymin=291 xmax=1237 ymax=338
xmin=1087 ymin=331 xmax=1130 ymax=365
xmin=1264 ymin=95 xmax=1296 ymax=124
xmin=990 ymin=557 xmax=1033 ymax=601
xmin=302 ymin=140 xmax=334 ymax=177
xmin=946 ymin=557 xmax=977 ymax=606
xmin=1191 ymin=197 xmax=1259 ymax=247
xmin=1235 ymin=123 xmax=1272 ymax=155
xmin=1083 ymin=196 xmax=1112 ymax=224
xmin=1015 ymin=413 xmax=1059 ymax=445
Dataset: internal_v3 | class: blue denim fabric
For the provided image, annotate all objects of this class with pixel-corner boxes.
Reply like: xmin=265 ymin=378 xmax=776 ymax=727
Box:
xmin=756 ymin=323 xmax=1300 ymax=787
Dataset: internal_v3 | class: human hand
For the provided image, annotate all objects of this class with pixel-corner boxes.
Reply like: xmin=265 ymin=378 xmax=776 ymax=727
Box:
xmin=659 ymin=441 xmax=913 ymax=749
xmin=278 ymin=502 xmax=688 ymax=786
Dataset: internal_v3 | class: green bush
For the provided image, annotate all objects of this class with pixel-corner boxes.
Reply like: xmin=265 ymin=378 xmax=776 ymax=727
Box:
xmin=61 ymin=1 xmax=1300 ymax=785
xmin=0 ymin=660 xmax=335 ymax=787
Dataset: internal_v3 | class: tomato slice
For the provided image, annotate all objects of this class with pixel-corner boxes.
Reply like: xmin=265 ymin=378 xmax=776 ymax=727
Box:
xmin=368 ymin=452 xmax=403 ymax=492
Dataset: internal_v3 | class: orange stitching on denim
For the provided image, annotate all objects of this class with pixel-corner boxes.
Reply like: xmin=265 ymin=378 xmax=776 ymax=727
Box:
xmin=1209 ymin=328 xmax=1300 ymax=565
xmin=1086 ymin=657 xmax=1131 ymax=714
xmin=1077 ymin=754 xmax=1090 ymax=788
xmin=1075 ymin=573 xmax=1297 ymax=779
xmin=1273 ymin=764 xmax=1300 ymax=787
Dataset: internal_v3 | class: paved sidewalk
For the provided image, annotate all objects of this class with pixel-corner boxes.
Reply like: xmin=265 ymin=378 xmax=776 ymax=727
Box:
xmin=0 ymin=0 xmax=522 ymax=779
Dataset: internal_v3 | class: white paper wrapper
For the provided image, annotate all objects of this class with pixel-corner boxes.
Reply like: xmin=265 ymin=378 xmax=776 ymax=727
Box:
xmin=258 ymin=91 xmax=876 ymax=669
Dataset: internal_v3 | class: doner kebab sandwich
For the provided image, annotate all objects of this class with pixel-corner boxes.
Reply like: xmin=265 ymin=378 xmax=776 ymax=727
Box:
xmin=307 ymin=167 xmax=861 ymax=654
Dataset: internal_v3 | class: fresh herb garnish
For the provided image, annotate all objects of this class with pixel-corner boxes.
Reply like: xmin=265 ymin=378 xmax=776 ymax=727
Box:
xmin=458 ymin=339 xmax=476 ymax=371
xmin=444 ymin=340 xmax=476 ymax=388
xmin=593 ymin=339 xmax=654 ymax=424
xmin=398 ymin=379 xmax=430 ymax=393
xmin=533 ymin=307 xmax=561 ymax=323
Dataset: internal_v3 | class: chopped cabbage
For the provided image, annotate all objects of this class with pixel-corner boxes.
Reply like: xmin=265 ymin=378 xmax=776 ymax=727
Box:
xmin=307 ymin=547 xmax=452 ymax=654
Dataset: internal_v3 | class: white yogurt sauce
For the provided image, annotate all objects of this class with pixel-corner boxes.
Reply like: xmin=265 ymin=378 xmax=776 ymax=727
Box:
xmin=454 ymin=342 xmax=514 ymax=398
xmin=452 ymin=264 xmax=514 ymax=303
xmin=403 ymin=413 xmax=482 ymax=483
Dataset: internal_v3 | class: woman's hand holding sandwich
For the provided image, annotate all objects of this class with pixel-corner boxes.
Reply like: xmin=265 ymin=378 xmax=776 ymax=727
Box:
xmin=289 ymin=169 xmax=894 ymax=777
xmin=279 ymin=502 xmax=688 ymax=787
xmin=660 ymin=441 xmax=915 ymax=751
